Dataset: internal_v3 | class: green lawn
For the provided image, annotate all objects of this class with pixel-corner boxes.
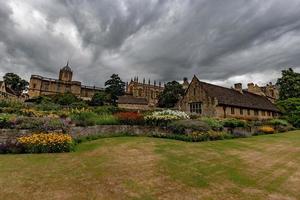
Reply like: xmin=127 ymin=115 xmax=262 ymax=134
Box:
xmin=1 ymin=131 xmax=300 ymax=200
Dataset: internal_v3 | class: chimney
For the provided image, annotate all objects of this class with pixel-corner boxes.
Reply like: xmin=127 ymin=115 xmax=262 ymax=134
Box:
xmin=234 ymin=83 xmax=243 ymax=93
xmin=182 ymin=77 xmax=189 ymax=90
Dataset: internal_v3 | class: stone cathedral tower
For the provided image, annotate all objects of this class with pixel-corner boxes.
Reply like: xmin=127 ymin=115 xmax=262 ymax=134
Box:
xmin=59 ymin=61 xmax=73 ymax=82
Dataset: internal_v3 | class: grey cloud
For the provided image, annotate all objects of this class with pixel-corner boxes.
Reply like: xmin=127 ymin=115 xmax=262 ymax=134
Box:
xmin=1 ymin=0 xmax=300 ymax=87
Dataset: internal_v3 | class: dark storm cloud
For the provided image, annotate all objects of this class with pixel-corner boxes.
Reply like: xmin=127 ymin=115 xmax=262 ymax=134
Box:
xmin=1 ymin=0 xmax=300 ymax=86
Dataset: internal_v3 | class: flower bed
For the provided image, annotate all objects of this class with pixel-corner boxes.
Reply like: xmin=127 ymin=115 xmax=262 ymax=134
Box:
xmin=115 ymin=112 xmax=144 ymax=125
xmin=145 ymin=110 xmax=189 ymax=126
xmin=17 ymin=133 xmax=74 ymax=153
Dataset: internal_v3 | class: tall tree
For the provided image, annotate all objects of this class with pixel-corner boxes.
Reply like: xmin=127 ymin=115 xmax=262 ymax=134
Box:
xmin=276 ymin=68 xmax=300 ymax=100
xmin=158 ymin=81 xmax=185 ymax=108
xmin=105 ymin=74 xmax=125 ymax=105
xmin=3 ymin=73 xmax=29 ymax=96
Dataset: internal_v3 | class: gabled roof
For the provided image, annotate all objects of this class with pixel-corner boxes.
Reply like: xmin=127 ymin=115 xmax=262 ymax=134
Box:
xmin=191 ymin=76 xmax=280 ymax=112
xmin=118 ymin=95 xmax=148 ymax=105
xmin=5 ymin=86 xmax=17 ymax=96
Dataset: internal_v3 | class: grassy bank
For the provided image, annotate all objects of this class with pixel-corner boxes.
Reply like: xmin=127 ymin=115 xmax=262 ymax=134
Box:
xmin=1 ymin=131 xmax=300 ymax=199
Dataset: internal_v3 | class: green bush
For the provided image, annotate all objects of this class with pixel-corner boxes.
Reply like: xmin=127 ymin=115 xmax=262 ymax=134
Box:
xmin=267 ymin=119 xmax=289 ymax=127
xmin=222 ymin=118 xmax=247 ymax=128
xmin=95 ymin=114 xmax=119 ymax=125
xmin=35 ymin=102 xmax=61 ymax=111
xmin=14 ymin=117 xmax=68 ymax=132
xmin=0 ymin=100 xmax=23 ymax=109
xmin=70 ymin=112 xmax=98 ymax=127
xmin=52 ymin=92 xmax=80 ymax=106
xmin=93 ymin=106 xmax=120 ymax=115
xmin=70 ymin=111 xmax=119 ymax=127
xmin=199 ymin=117 xmax=223 ymax=131
xmin=70 ymin=101 xmax=88 ymax=109
xmin=168 ymin=120 xmax=211 ymax=134
xmin=0 ymin=114 xmax=13 ymax=129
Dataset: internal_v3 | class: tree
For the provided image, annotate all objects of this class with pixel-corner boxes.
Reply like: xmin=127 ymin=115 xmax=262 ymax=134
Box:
xmin=276 ymin=68 xmax=300 ymax=100
xmin=3 ymin=73 xmax=29 ymax=96
xmin=105 ymin=74 xmax=125 ymax=105
xmin=90 ymin=91 xmax=109 ymax=106
xmin=158 ymin=81 xmax=185 ymax=108
xmin=276 ymin=98 xmax=300 ymax=128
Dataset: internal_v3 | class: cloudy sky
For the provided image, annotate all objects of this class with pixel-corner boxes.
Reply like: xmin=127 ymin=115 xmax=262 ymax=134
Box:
xmin=1 ymin=0 xmax=300 ymax=87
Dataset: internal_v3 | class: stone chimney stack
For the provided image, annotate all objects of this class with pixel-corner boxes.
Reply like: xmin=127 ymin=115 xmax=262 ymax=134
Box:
xmin=182 ymin=77 xmax=189 ymax=90
xmin=234 ymin=83 xmax=243 ymax=93
xmin=247 ymin=83 xmax=265 ymax=96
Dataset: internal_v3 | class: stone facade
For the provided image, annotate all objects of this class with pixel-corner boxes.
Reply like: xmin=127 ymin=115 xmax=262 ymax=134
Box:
xmin=179 ymin=76 xmax=280 ymax=120
xmin=0 ymin=81 xmax=19 ymax=100
xmin=126 ymin=77 xmax=164 ymax=107
xmin=28 ymin=63 xmax=103 ymax=100
xmin=246 ymin=82 xmax=279 ymax=103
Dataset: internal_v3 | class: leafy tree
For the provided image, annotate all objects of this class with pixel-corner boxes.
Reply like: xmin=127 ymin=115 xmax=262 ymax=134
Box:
xmin=276 ymin=68 xmax=300 ymax=100
xmin=105 ymin=74 xmax=125 ymax=105
xmin=3 ymin=73 xmax=29 ymax=96
xmin=276 ymin=98 xmax=300 ymax=128
xmin=90 ymin=91 xmax=109 ymax=106
xmin=158 ymin=81 xmax=185 ymax=108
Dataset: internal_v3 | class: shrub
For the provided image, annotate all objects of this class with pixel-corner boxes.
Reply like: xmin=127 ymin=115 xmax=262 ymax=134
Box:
xmin=52 ymin=92 xmax=80 ymax=106
xmin=70 ymin=112 xmax=98 ymax=127
xmin=0 ymin=99 xmax=24 ymax=109
xmin=267 ymin=119 xmax=289 ymax=127
xmin=90 ymin=91 xmax=109 ymax=106
xmin=231 ymin=129 xmax=252 ymax=138
xmin=168 ymin=120 xmax=211 ymax=134
xmin=93 ymin=106 xmax=120 ymax=115
xmin=95 ymin=114 xmax=119 ymax=125
xmin=35 ymin=102 xmax=61 ymax=111
xmin=115 ymin=112 xmax=144 ymax=125
xmin=70 ymin=101 xmax=88 ymax=109
xmin=0 ymin=141 xmax=25 ymax=154
xmin=17 ymin=133 xmax=74 ymax=153
xmin=199 ymin=117 xmax=223 ymax=131
xmin=222 ymin=118 xmax=247 ymax=128
xmin=0 ymin=114 xmax=13 ymax=129
xmin=257 ymin=126 xmax=275 ymax=135
xmin=14 ymin=117 xmax=69 ymax=132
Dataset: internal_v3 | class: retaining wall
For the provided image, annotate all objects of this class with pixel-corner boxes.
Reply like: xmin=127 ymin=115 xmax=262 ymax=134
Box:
xmin=0 ymin=125 xmax=170 ymax=143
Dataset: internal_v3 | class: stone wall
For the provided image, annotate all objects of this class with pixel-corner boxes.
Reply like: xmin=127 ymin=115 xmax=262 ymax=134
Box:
xmin=0 ymin=125 xmax=170 ymax=144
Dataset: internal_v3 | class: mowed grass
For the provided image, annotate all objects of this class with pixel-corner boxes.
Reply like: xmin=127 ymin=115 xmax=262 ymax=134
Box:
xmin=1 ymin=131 xmax=300 ymax=200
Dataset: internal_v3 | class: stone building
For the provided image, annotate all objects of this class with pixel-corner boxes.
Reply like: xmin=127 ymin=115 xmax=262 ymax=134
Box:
xmin=0 ymin=81 xmax=18 ymax=100
xmin=178 ymin=76 xmax=280 ymax=120
xmin=125 ymin=77 xmax=164 ymax=107
xmin=28 ymin=63 xmax=103 ymax=100
xmin=118 ymin=95 xmax=149 ymax=110
xmin=246 ymin=82 xmax=279 ymax=103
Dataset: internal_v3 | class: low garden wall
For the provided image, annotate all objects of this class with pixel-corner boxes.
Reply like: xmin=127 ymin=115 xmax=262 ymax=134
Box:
xmin=0 ymin=125 xmax=170 ymax=143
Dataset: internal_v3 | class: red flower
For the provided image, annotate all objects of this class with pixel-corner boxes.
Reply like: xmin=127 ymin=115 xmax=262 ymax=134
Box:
xmin=114 ymin=112 xmax=144 ymax=125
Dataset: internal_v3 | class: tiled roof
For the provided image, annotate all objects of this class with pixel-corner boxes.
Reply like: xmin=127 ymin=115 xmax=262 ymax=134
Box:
xmin=193 ymin=76 xmax=279 ymax=112
xmin=118 ymin=95 xmax=148 ymax=105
